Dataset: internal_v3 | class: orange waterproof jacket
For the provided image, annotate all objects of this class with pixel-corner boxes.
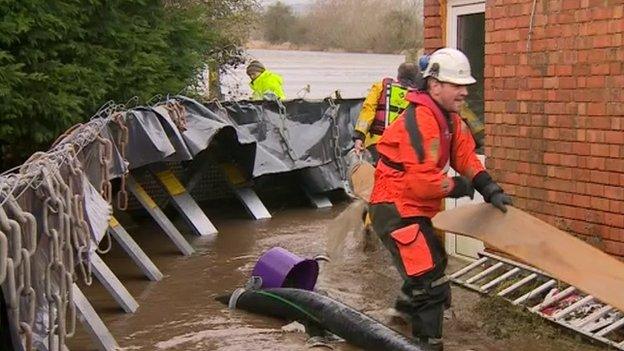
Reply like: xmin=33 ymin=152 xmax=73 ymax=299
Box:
xmin=369 ymin=91 xmax=485 ymax=218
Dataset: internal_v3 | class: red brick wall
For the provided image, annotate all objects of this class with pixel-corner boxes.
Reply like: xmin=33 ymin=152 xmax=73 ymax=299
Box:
xmin=424 ymin=0 xmax=624 ymax=257
xmin=424 ymin=0 xmax=445 ymax=51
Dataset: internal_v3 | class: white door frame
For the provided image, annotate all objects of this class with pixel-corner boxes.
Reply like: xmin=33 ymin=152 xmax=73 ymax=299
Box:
xmin=444 ymin=0 xmax=486 ymax=259
xmin=446 ymin=0 xmax=486 ymax=49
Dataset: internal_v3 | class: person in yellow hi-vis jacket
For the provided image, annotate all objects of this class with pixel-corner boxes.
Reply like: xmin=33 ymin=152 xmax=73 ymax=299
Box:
xmin=246 ymin=60 xmax=286 ymax=101
xmin=353 ymin=63 xmax=422 ymax=163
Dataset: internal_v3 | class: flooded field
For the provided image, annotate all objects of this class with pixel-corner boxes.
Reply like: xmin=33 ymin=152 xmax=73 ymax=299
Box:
xmin=220 ymin=49 xmax=405 ymax=100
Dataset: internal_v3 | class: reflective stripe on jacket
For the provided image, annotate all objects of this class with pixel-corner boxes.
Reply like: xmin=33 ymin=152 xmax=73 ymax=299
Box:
xmin=369 ymin=91 xmax=485 ymax=218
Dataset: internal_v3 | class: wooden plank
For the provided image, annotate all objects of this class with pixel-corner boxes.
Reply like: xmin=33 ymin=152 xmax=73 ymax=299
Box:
xmin=350 ymin=160 xmax=375 ymax=201
xmin=433 ymin=204 xmax=624 ymax=312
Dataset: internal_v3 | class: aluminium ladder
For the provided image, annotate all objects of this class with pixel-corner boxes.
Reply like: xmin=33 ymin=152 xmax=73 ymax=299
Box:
xmin=450 ymin=250 xmax=624 ymax=350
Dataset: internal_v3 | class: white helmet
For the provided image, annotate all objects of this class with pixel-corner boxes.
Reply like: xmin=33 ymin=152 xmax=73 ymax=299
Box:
xmin=422 ymin=48 xmax=476 ymax=85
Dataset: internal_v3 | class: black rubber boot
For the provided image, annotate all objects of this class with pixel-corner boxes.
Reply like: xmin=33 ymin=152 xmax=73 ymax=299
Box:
xmin=414 ymin=336 xmax=444 ymax=351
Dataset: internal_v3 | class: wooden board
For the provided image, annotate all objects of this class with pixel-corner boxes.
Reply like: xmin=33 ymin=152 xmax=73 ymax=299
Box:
xmin=433 ymin=203 xmax=624 ymax=312
xmin=350 ymin=161 xmax=376 ymax=201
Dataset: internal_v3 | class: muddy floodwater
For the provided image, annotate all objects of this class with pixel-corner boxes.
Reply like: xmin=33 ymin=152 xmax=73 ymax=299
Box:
xmin=67 ymin=49 xmax=606 ymax=350
xmin=67 ymin=197 xmax=604 ymax=351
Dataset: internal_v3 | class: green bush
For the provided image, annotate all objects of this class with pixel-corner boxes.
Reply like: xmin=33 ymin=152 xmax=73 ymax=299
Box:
xmin=0 ymin=0 xmax=256 ymax=167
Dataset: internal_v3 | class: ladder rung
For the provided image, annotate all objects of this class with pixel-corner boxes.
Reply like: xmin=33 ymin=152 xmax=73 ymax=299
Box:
xmin=513 ymin=279 xmax=556 ymax=305
xmin=586 ymin=315 xmax=621 ymax=333
xmin=497 ymin=273 xmax=537 ymax=297
xmin=583 ymin=314 xmax=620 ymax=334
xmin=595 ymin=316 xmax=624 ymax=337
xmin=450 ymin=251 xmax=624 ymax=351
xmin=450 ymin=256 xmax=488 ymax=279
xmin=480 ymin=267 xmax=521 ymax=291
xmin=465 ymin=262 xmax=504 ymax=284
xmin=479 ymin=250 xmax=546 ymax=275
xmin=530 ymin=286 xmax=576 ymax=313
xmin=552 ymin=295 xmax=594 ymax=320
xmin=575 ymin=305 xmax=613 ymax=329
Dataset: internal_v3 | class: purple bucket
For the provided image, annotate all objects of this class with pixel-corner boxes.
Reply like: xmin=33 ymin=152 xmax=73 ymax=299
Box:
xmin=251 ymin=247 xmax=319 ymax=291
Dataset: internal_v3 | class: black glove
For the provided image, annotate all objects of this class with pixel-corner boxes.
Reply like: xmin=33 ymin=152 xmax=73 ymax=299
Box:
xmin=489 ymin=192 xmax=513 ymax=213
xmin=448 ymin=176 xmax=474 ymax=199
xmin=473 ymin=171 xmax=513 ymax=213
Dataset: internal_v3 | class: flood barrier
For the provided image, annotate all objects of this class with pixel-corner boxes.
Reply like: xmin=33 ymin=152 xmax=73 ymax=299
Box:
xmin=0 ymin=96 xmax=363 ymax=350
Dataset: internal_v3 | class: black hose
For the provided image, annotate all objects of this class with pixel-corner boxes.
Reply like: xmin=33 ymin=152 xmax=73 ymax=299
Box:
xmin=218 ymin=287 xmax=424 ymax=351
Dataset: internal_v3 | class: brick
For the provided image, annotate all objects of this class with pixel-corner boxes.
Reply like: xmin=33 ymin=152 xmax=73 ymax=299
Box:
xmin=604 ymin=241 xmax=624 ymax=256
xmin=589 ymin=170 xmax=612 ymax=184
xmin=424 ymin=27 xmax=442 ymax=38
xmin=606 ymin=131 xmax=624 ymax=144
xmin=604 ymin=185 xmax=624 ymax=201
xmin=586 ymin=157 xmax=606 ymax=170
xmin=586 ymin=183 xmax=605 ymax=197
xmin=573 ymin=194 xmax=591 ymax=208
xmin=423 ymin=4 xmax=440 ymax=17
xmin=543 ymin=153 xmax=560 ymax=165
xmin=590 ymin=197 xmax=611 ymax=212
xmin=590 ymin=144 xmax=611 ymax=157
xmin=604 ymin=240 xmax=624 ymax=256
xmin=589 ymin=117 xmax=612 ymax=129
xmin=586 ymin=76 xmax=606 ymax=88
xmin=610 ymin=145 xmax=620 ymax=158
xmin=605 ymin=213 xmax=624 ymax=228
xmin=605 ymin=159 xmax=623 ymax=172
xmin=586 ymin=130 xmax=606 ymax=143
xmin=587 ymin=103 xmax=607 ymax=115
xmin=590 ymin=63 xmax=610 ymax=75
xmin=595 ymin=34 xmax=614 ymax=48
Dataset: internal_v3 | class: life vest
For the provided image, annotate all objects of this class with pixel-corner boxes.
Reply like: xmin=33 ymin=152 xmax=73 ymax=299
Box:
xmin=369 ymin=78 xmax=410 ymax=135
xmin=404 ymin=91 xmax=452 ymax=170
xmin=370 ymin=91 xmax=485 ymax=219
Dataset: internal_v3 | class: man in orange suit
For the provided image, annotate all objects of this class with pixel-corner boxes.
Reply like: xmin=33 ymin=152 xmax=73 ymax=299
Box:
xmin=368 ymin=48 xmax=512 ymax=350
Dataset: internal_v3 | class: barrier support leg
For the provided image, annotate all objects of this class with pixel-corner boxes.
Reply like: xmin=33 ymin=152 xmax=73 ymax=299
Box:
xmin=72 ymin=284 xmax=119 ymax=351
xmin=126 ymin=175 xmax=194 ymax=256
xmin=148 ymin=163 xmax=218 ymax=236
xmin=91 ymin=253 xmax=139 ymax=313
xmin=108 ymin=217 xmax=163 ymax=281
xmin=221 ymin=163 xmax=271 ymax=220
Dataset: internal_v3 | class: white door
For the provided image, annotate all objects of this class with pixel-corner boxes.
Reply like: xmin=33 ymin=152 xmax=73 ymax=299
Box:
xmin=444 ymin=156 xmax=486 ymax=259
xmin=445 ymin=0 xmax=486 ymax=259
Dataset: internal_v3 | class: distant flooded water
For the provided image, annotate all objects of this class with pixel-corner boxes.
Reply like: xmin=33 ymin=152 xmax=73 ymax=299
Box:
xmin=220 ymin=49 xmax=406 ymax=100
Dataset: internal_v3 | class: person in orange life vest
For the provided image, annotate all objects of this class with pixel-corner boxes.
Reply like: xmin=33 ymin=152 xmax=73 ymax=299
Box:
xmin=368 ymin=48 xmax=512 ymax=350
xmin=353 ymin=62 xmax=422 ymax=164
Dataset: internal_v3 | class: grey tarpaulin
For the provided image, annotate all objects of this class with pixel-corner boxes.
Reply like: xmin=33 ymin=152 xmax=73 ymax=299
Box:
xmin=100 ymin=96 xmax=364 ymax=193
xmin=174 ymin=96 xmax=364 ymax=192
xmin=123 ymin=109 xmax=178 ymax=168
